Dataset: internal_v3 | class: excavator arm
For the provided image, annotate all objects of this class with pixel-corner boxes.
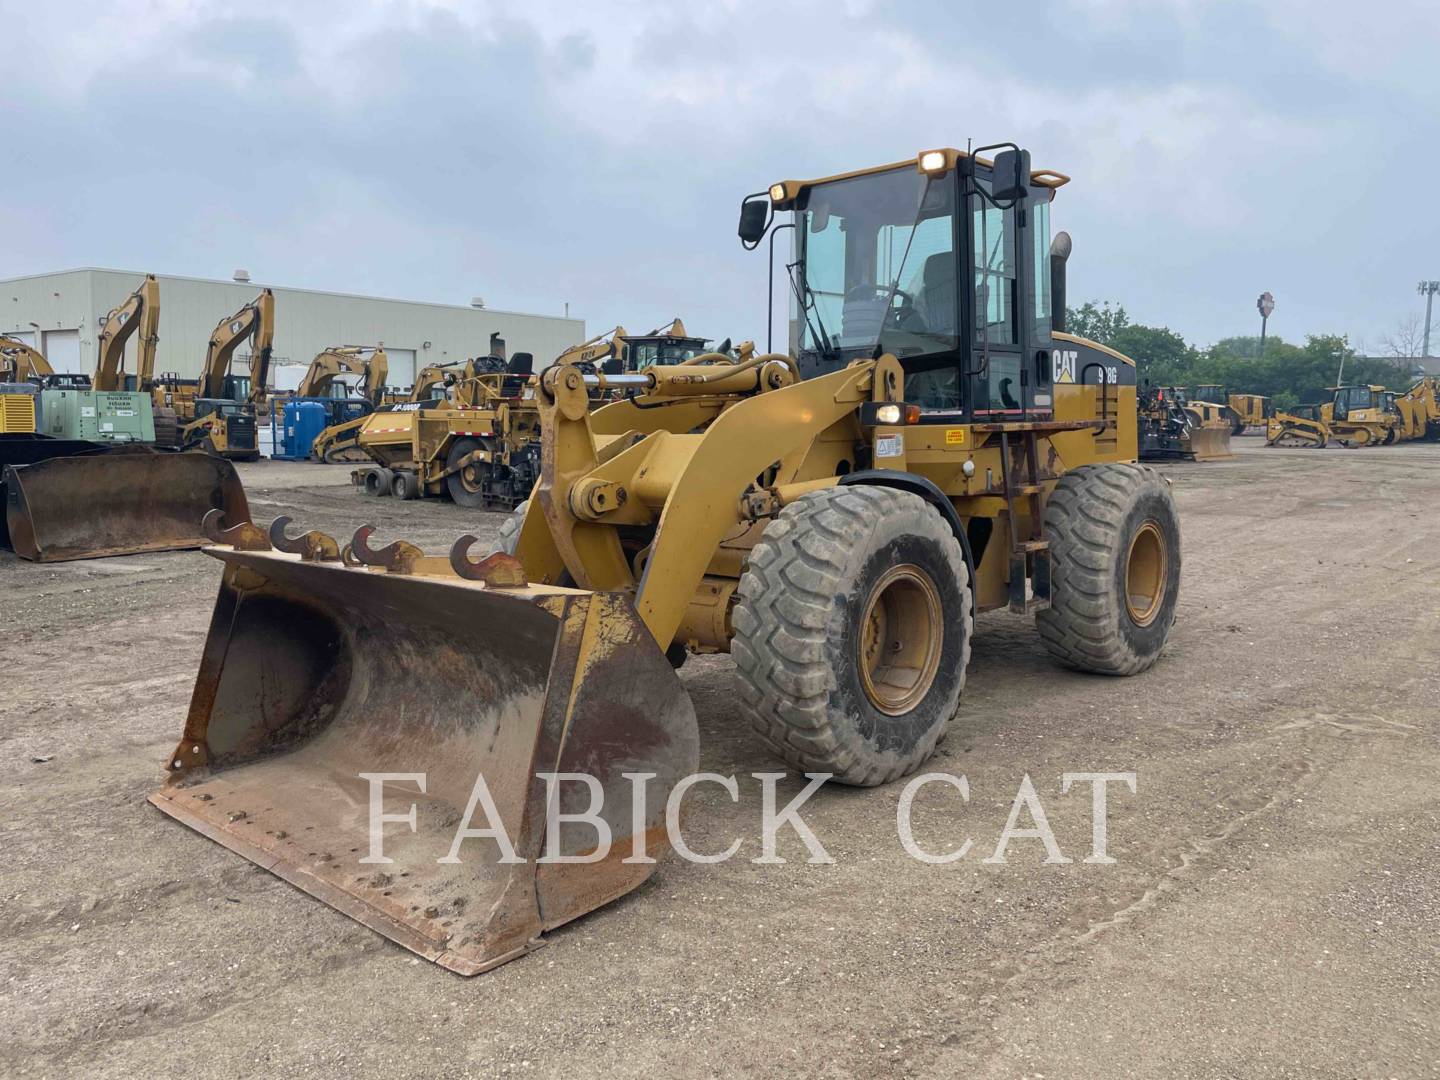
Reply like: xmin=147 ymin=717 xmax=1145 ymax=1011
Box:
xmin=0 ymin=335 xmax=53 ymax=382
xmin=93 ymin=275 xmax=160 ymax=391
xmin=296 ymin=348 xmax=367 ymax=399
xmin=199 ymin=289 xmax=275 ymax=401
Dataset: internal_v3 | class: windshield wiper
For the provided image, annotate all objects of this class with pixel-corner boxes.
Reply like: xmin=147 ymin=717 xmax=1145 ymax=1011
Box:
xmin=786 ymin=259 xmax=838 ymax=364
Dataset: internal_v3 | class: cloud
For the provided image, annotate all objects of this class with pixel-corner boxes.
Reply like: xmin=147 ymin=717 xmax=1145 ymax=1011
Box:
xmin=1 ymin=0 xmax=1436 ymax=351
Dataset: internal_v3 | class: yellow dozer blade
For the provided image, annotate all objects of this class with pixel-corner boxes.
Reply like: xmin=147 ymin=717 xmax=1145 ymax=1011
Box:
xmin=149 ymin=520 xmax=698 ymax=975
xmin=1184 ymin=419 xmax=1235 ymax=461
xmin=2 ymin=443 xmax=250 ymax=562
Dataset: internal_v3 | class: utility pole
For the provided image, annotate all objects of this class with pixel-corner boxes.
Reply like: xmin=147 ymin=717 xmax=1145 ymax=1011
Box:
xmin=1418 ymin=281 xmax=1439 ymax=360
xmin=1256 ymin=292 xmax=1274 ymax=357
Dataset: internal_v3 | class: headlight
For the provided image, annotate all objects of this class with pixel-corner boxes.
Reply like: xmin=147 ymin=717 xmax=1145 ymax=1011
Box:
xmin=875 ymin=403 xmax=902 ymax=424
xmin=768 ymin=183 xmax=786 ymax=203
xmin=919 ymin=150 xmax=947 ymax=174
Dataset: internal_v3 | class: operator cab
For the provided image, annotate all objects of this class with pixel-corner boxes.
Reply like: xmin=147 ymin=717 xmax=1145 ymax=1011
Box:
xmin=1331 ymin=385 xmax=1379 ymax=420
xmin=627 ymin=332 xmax=711 ymax=372
xmin=740 ymin=147 xmax=1069 ymax=423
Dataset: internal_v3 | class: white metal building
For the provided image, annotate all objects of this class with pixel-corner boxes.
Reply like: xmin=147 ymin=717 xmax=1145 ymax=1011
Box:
xmin=0 ymin=268 xmax=585 ymax=390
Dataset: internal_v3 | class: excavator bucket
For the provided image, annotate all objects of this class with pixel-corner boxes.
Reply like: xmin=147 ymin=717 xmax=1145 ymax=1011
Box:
xmin=1 ymin=440 xmax=249 ymax=562
xmin=1185 ymin=421 xmax=1235 ymax=462
xmin=149 ymin=523 xmax=698 ymax=976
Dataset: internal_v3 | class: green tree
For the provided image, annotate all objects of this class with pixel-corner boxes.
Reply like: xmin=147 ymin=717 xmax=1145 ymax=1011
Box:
xmin=1109 ymin=324 xmax=1197 ymax=387
xmin=1066 ymin=301 xmax=1130 ymax=347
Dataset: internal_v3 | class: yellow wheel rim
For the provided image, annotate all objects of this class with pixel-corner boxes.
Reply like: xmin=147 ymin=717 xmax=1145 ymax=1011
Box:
xmin=1125 ymin=521 xmax=1166 ymax=627
xmin=857 ymin=564 xmax=943 ymax=715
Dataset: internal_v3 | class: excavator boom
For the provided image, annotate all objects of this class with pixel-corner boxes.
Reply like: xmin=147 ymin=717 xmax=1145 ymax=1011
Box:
xmin=93 ymin=275 xmax=161 ymax=392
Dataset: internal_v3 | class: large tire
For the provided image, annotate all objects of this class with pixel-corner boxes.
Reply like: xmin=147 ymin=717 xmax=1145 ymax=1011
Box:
xmin=1036 ymin=462 xmax=1180 ymax=676
xmin=445 ymin=437 xmax=488 ymax=508
xmin=392 ymin=470 xmax=422 ymax=500
xmin=498 ymin=499 xmax=528 ymax=555
xmin=732 ymin=486 xmax=972 ymax=787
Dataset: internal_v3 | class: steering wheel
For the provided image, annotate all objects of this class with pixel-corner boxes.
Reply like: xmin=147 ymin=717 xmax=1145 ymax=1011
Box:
xmin=845 ymin=283 xmax=913 ymax=308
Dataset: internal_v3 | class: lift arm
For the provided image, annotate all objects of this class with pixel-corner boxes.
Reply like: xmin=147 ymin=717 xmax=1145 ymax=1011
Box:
xmin=93 ymin=274 xmax=161 ymax=391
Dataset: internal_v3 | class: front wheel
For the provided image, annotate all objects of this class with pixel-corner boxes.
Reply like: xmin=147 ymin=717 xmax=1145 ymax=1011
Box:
xmin=1036 ymin=463 xmax=1181 ymax=675
xmin=732 ymin=486 xmax=972 ymax=787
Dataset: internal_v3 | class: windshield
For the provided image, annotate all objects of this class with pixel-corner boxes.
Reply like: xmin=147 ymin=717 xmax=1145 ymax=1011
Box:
xmin=1335 ymin=386 xmax=1375 ymax=410
xmin=631 ymin=340 xmax=707 ymax=371
xmin=792 ymin=166 xmax=958 ymax=366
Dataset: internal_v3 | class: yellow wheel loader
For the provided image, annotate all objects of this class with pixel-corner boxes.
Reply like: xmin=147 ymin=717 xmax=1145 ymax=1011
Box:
xmin=152 ymin=146 xmax=1181 ymax=975
xmin=1 ymin=275 xmax=252 ymax=562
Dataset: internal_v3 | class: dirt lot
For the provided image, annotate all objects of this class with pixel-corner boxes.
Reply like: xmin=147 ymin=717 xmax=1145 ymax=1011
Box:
xmin=2 ymin=439 xmax=1438 ymax=1078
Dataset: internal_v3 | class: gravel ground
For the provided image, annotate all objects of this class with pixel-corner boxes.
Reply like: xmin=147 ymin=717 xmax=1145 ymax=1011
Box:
xmin=2 ymin=438 xmax=1437 ymax=1078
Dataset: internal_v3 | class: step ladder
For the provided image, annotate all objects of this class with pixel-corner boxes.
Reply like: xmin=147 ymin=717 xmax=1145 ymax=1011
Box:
xmin=998 ymin=429 xmax=1051 ymax=615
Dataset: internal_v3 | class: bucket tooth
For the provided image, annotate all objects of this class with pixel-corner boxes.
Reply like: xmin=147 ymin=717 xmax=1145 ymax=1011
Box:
xmin=268 ymin=515 xmax=340 ymax=562
xmin=350 ymin=524 xmax=424 ymax=573
xmin=450 ymin=535 xmax=528 ymax=587
xmin=203 ymin=508 xmax=271 ymax=550
xmin=149 ymin=545 xmax=698 ymax=975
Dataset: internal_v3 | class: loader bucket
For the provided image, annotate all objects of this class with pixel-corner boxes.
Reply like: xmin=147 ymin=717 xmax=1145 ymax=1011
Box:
xmin=149 ymin=537 xmax=698 ymax=975
xmin=2 ymin=445 xmax=249 ymax=562
xmin=1185 ymin=422 xmax=1235 ymax=462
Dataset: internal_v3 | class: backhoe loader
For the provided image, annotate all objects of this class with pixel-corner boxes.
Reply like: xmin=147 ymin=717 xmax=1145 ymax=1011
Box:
xmin=1 ymin=275 xmax=250 ymax=561
xmin=153 ymin=146 xmax=1181 ymax=975
xmin=156 ymin=290 xmax=274 ymax=460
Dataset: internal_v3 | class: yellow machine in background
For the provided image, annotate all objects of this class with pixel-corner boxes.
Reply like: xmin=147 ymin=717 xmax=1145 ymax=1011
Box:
xmin=1139 ymin=386 xmax=1234 ymax=460
xmin=1227 ymin=392 xmax=1272 ymax=433
xmin=1266 ymin=402 xmax=1331 ymax=448
xmin=156 ymin=290 xmax=274 ymax=460
xmin=310 ymin=358 xmax=447 ymax=463
xmin=155 ymin=146 xmax=1181 ymax=975
xmin=0 ymin=275 xmax=250 ymax=562
xmin=351 ymin=352 xmax=539 ymax=503
xmin=294 ymin=346 xmax=389 ymax=405
xmin=1 ymin=335 xmax=52 ymax=433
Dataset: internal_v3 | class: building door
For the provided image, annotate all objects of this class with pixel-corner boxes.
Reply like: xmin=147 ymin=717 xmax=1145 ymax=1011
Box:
xmin=42 ymin=328 xmax=82 ymax=373
xmin=4 ymin=329 xmax=36 ymax=348
xmin=386 ymin=348 xmax=416 ymax=388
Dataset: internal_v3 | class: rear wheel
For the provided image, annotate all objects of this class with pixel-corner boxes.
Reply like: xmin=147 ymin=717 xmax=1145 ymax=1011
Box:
xmin=445 ymin=437 xmax=488 ymax=508
xmin=732 ymin=486 xmax=971 ymax=787
xmin=362 ymin=468 xmax=393 ymax=497
xmin=392 ymin=470 xmax=422 ymax=500
xmin=1036 ymin=463 xmax=1180 ymax=675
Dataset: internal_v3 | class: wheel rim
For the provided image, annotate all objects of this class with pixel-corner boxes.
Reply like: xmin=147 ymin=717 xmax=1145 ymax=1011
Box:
xmin=458 ymin=463 xmax=482 ymax=493
xmin=857 ymin=564 xmax=943 ymax=715
xmin=1125 ymin=521 xmax=1167 ymax=626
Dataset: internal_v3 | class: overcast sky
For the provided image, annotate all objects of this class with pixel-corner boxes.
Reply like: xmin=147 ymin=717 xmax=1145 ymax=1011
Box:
xmin=2 ymin=0 xmax=1436 ymax=353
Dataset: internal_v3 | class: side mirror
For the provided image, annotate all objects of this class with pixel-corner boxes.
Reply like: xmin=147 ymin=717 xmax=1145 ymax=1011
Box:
xmin=991 ymin=148 xmax=1031 ymax=202
xmin=738 ymin=198 xmax=770 ymax=246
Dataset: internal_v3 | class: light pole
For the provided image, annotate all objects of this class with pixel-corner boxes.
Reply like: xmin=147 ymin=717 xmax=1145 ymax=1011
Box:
xmin=1418 ymin=281 xmax=1439 ymax=360
xmin=1256 ymin=291 xmax=1274 ymax=357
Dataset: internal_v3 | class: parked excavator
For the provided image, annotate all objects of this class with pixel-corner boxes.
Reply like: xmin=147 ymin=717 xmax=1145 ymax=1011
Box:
xmin=1 ymin=275 xmax=249 ymax=562
xmin=154 ymin=290 xmax=274 ymax=460
xmin=153 ymin=145 xmax=1181 ymax=975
